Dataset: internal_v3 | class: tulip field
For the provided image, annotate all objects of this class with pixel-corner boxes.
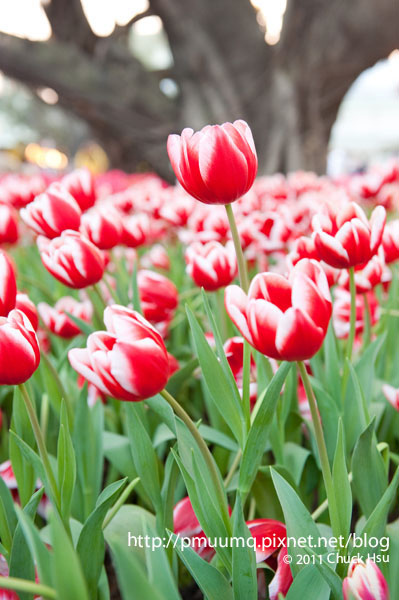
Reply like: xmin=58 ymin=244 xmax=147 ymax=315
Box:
xmin=0 ymin=121 xmax=398 ymax=600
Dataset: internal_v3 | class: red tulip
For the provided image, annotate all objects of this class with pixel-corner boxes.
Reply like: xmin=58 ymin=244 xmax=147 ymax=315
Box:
xmin=142 ymin=244 xmax=170 ymax=271
xmin=137 ymin=270 xmax=178 ymax=327
xmin=381 ymin=219 xmax=399 ymax=264
xmin=122 ymin=214 xmax=151 ymax=248
xmin=68 ymin=305 xmax=170 ymax=401
xmin=225 ymin=259 xmax=332 ymax=361
xmin=61 ymin=168 xmax=96 ymax=211
xmin=0 ymin=203 xmax=18 ymax=245
xmin=0 ymin=250 xmax=16 ymax=317
xmin=185 ymin=241 xmax=237 ymax=291
xmin=287 ymin=236 xmax=340 ymax=287
xmin=246 ymin=518 xmax=293 ymax=600
xmin=15 ymin=292 xmax=39 ymax=330
xmin=338 ymin=256 xmax=385 ymax=294
xmin=343 ymin=558 xmax=389 ymax=600
xmin=38 ymin=297 xmax=92 ymax=338
xmin=382 ymin=384 xmax=399 ymax=411
xmin=167 ymin=120 xmax=258 ymax=205
xmin=223 ymin=336 xmax=257 ymax=407
xmin=312 ymin=202 xmax=386 ymax=269
xmin=80 ymin=207 xmax=122 ymax=250
xmin=38 ymin=230 xmax=105 ymax=289
xmin=173 ymin=496 xmax=215 ymax=560
xmin=20 ymin=182 xmax=82 ymax=239
xmin=0 ymin=309 xmax=40 ymax=385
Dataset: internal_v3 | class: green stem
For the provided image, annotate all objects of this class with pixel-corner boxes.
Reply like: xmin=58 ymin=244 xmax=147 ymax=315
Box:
xmin=92 ymin=282 xmax=108 ymax=311
xmin=362 ymin=292 xmax=372 ymax=349
xmin=18 ymin=384 xmax=61 ymax=512
xmin=160 ymin=389 xmax=231 ymax=534
xmin=242 ymin=341 xmax=251 ymax=432
xmin=297 ymin=362 xmax=341 ymax=541
xmin=216 ymin=288 xmax=228 ymax=341
xmin=224 ymin=449 xmax=242 ymax=488
xmin=102 ymin=477 xmax=140 ymax=530
xmin=225 ymin=203 xmax=249 ymax=292
xmin=40 ymin=352 xmax=73 ymax=425
xmin=0 ymin=576 xmax=56 ymax=599
xmin=341 ymin=266 xmax=356 ymax=397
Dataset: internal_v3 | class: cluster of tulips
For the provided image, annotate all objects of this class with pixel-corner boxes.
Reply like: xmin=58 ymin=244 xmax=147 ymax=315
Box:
xmin=0 ymin=120 xmax=397 ymax=599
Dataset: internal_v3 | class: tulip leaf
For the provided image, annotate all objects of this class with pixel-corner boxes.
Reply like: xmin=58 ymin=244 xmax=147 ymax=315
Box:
xmin=323 ymin=322 xmax=341 ymax=408
xmin=285 ymin=565 xmax=330 ymax=600
xmin=15 ymin=505 xmax=53 ymax=587
xmin=231 ymin=495 xmax=257 ymax=600
xmin=332 ymin=419 xmax=352 ymax=539
xmin=355 ymin=332 xmax=386 ymax=404
xmin=168 ymin=531 xmax=234 ymax=600
xmin=57 ymin=400 xmax=76 ymax=523
xmin=143 ymin=521 xmax=181 ymax=600
xmin=0 ymin=475 xmax=18 ymax=552
xmin=351 ymin=419 xmax=387 ymax=518
xmin=239 ymin=362 xmax=292 ymax=496
xmin=10 ymin=387 xmax=36 ymax=506
xmin=186 ymin=305 xmax=246 ymax=447
xmin=64 ymin=311 xmax=95 ymax=336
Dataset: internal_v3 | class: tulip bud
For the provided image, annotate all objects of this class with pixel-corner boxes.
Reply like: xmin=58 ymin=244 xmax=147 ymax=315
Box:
xmin=61 ymin=168 xmax=96 ymax=211
xmin=15 ymin=292 xmax=39 ymax=330
xmin=343 ymin=559 xmax=389 ymax=600
xmin=80 ymin=207 xmax=123 ymax=250
xmin=0 ymin=309 xmax=40 ymax=384
xmin=38 ymin=297 xmax=92 ymax=338
xmin=167 ymin=120 xmax=258 ymax=205
xmin=185 ymin=241 xmax=237 ymax=291
xmin=68 ymin=305 xmax=170 ymax=401
xmin=20 ymin=182 xmax=82 ymax=239
xmin=0 ymin=203 xmax=18 ymax=245
xmin=38 ymin=230 xmax=105 ymax=289
xmin=137 ymin=270 xmax=178 ymax=327
xmin=0 ymin=250 xmax=16 ymax=317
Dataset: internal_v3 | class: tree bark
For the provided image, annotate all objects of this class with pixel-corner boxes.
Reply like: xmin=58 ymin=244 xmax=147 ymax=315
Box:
xmin=0 ymin=0 xmax=397 ymax=178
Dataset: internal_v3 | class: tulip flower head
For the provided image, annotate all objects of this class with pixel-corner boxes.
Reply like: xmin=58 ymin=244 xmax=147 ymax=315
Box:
xmin=0 ymin=203 xmax=18 ymax=245
xmin=15 ymin=292 xmax=39 ymax=330
xmin=0 ymin=250 xmax=16 ymax=317
xmin=225 ymin=259 xmax=332 ymax=361
xmin=38 ymin=230 xmax=105 ymax=289
xmin=167 ymin=120 xmax=258 ymax=205
xmin=185 ymin=240 xmax=237 ymax=291
xmin=38 ymin=297 xmax=92 ymax=338
xmin=68 ymin=305 xmax=170 ymax=401
xmin=62 ymin=168 xmax=96 ymax=211
xmin=382 ymin=384 xmax=399 ymax=411
xmin=80 ymin=207 xmax=123 ymax=250
xmin=312 ymin=202 xmax=386 ymax=269
xmin=343 ymin=558 xmax=389 ymax=600
xmin=0 ymin=309 xmax=40 ymax=385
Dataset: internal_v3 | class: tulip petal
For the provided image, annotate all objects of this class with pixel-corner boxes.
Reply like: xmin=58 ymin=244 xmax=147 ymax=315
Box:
xmin=276 ymin=307 xmax=324 ymax=361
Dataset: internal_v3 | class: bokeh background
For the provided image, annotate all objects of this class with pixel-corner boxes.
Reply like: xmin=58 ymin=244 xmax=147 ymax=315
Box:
xmin=0 ymin=0 xmax=397 ymax=178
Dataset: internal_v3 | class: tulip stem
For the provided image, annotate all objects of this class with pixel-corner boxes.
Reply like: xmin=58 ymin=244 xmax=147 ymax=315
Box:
xmin=297 ymin=362 xmax=341 ymax=542
xmin=160 ymin=388 xmax=231 ymax=534
xmin=0 ymin=576 xmax=56 ymax=599
xmin=341 ymin=267 xmax=356 ymax=397
xmin=18 ymin=384 xmax=61 ymax=512
xmin=362 ymin=292 xmax=372 ymax=349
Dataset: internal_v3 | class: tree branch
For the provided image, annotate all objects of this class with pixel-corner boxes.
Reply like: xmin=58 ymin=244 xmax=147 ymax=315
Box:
xmin=43 ymin=0 xmax=98 ymax=53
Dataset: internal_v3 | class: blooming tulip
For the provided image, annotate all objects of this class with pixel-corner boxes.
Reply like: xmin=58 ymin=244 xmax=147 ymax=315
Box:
xmin=15 ymin=292 xmax=39 ymax=330
xmin=80 ymin=207 xmax=122 ymax=250
xmin=167 ymin=120 xmax=258 ymax=205
xmin=225 ymin=259 xmax=332 ymax=361
xmin=38 ymin=297 xmax=92 ymax=338
xmin=0 ymin=250 xmax=16 ymax=317
xmin=381 ymin=219 xmax=399 ymax=264
xmin=343 ymin=558 xmax=389 ymax=600
xmin=20 ymin=182 xmax=82 ymax=239
xmin=62 ymin=168 xmax=96 ymax=211
xmin=312 ymin=202 xmax=386 ymax=269
xmin=68 ymin=305 xmax=170 ymax=401
xmin=0 ymin=309 xmax=40 ymax=385
xmin=0 ymin=203 xmax=18 ymax=245
xmin=38 ymin=230 xmax=105 ymax=289
xmin=185 ymin=241 xmax=237 ymax=291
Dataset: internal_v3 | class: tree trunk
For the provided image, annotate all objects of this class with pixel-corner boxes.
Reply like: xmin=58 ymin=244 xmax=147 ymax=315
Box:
xmin=0 ymin=0 xmax=396 ymax=178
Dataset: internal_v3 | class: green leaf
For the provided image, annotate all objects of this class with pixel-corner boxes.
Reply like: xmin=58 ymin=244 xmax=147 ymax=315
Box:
xmin=143 ymin=521 xmax=181 ymax=600
xmin=9 ymin=431 xmax=47 ymax=492
xmin=57 ymin=400 xmax=76 ymax=522
xmin=355 ymin=333 xmax=386 ymax=404
xmin=285 ymin=565 xmax=330 ymax=599
xmin=124 ymin=403 xmax=162 ymax=514
xmin=147 ymin=394 xmax=176 ymax=435
xmin=332 ymin=420 xmax=352 ymax=539
xmin=231 ymin=495 xmax=257 ymax=600
xmin=0 ymin=476 xmax=18 ymax=552
xmin=271 ymin=468 xmax=323 ymax=576
xmin=50 ymin=511 xmax=89 ymax=600
xmin=166 ymin=358 xmax=199 ymax=397
xmin=9 ymin=488 xmax=44 ymax=600
xmin=15 ymin=506 xmax=53 ymax=587
xmin=65 ymin=311 xmax=95 ymax=336
xmin=10 ymin=387 xmax=35 ymax=506
xmin=131 ymin=261 xmax=142 ymax=313
xmin=168 ymin=531 xmax=234 ymax=600
xmin=186 ymin=305 xmax=246 ymax=447
xmin=343 ymin=363 xmax=369 ymax=452
xmin=103 ymin=432 xmax=137 ymax=479
xmin=351 ymin=419 xmax=387 ymax=518
xmin=323 ymin=322 xmax=341 ymax=408
xmin=239 ymin=363 xmax=292 ymax=496
xmin=104 ymin=504 xmax=155 ymax=564
xmin=282 ymin=443 xmax=310 ymax=487
xmin=77 ymin=478 xmax=127 ymax=599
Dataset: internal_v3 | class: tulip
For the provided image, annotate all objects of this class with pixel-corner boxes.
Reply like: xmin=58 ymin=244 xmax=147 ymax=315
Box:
xmin=225 ymin=259 xmax=331 ymax=361
xmin=287 ymin=236 xmax=340 ymax=287
xmin=38 ymin=297 xmax=92 ymax=338
xmin=185 ymin=241 xmax=237 ymax=291
xmin=0 ymin=309 xmax=40 ymax=385
xmin=68 ymin=305 xmax=170 ymax=401
xmin=122 ymin=214 xmax=151 ymax=248
xmin=381 ymin=219 xmax=399 ymax=264
xmin=333 ymin=288 xmax=379 ymax=340
xmin=38 ymin=230 xmax=105 ymax=289
xmin=80 ymin=207 xmax=122 ymax=250
xmin=0 ymin=203 xmax=18 ymax=245
xmin=173 ymin=496 xmax=215 ymax=560
xmin=343 ymin=558 xmax=389 ymax=600
xmin=61 ymin=168 xmax=96 ymax=211
xmin=137 ymin=270 xmax=178 ymax=328
xmin=382 ymin=383 xmax=399 ymax=411
xmin=338 ymin=256 xmax=385 ymax=294
xmin=20 ymin=182 xmax=82 ymax=239
xmin=142 ymin=244 xmax=170 ymax=271
xmin=223 ymin=337 xmax=257 ymax=406
xmin=0 ymin=250 xmax=17 ymax=317
xmin=246 ymin=518 xmax=293 ymax=600
xmin=15 ymin=292 xmax=39 ymax=330
xmin=167 ymin=120 xmax=258 ymax=205
xmin=312 ymin=202 xmax=386 ymax=269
